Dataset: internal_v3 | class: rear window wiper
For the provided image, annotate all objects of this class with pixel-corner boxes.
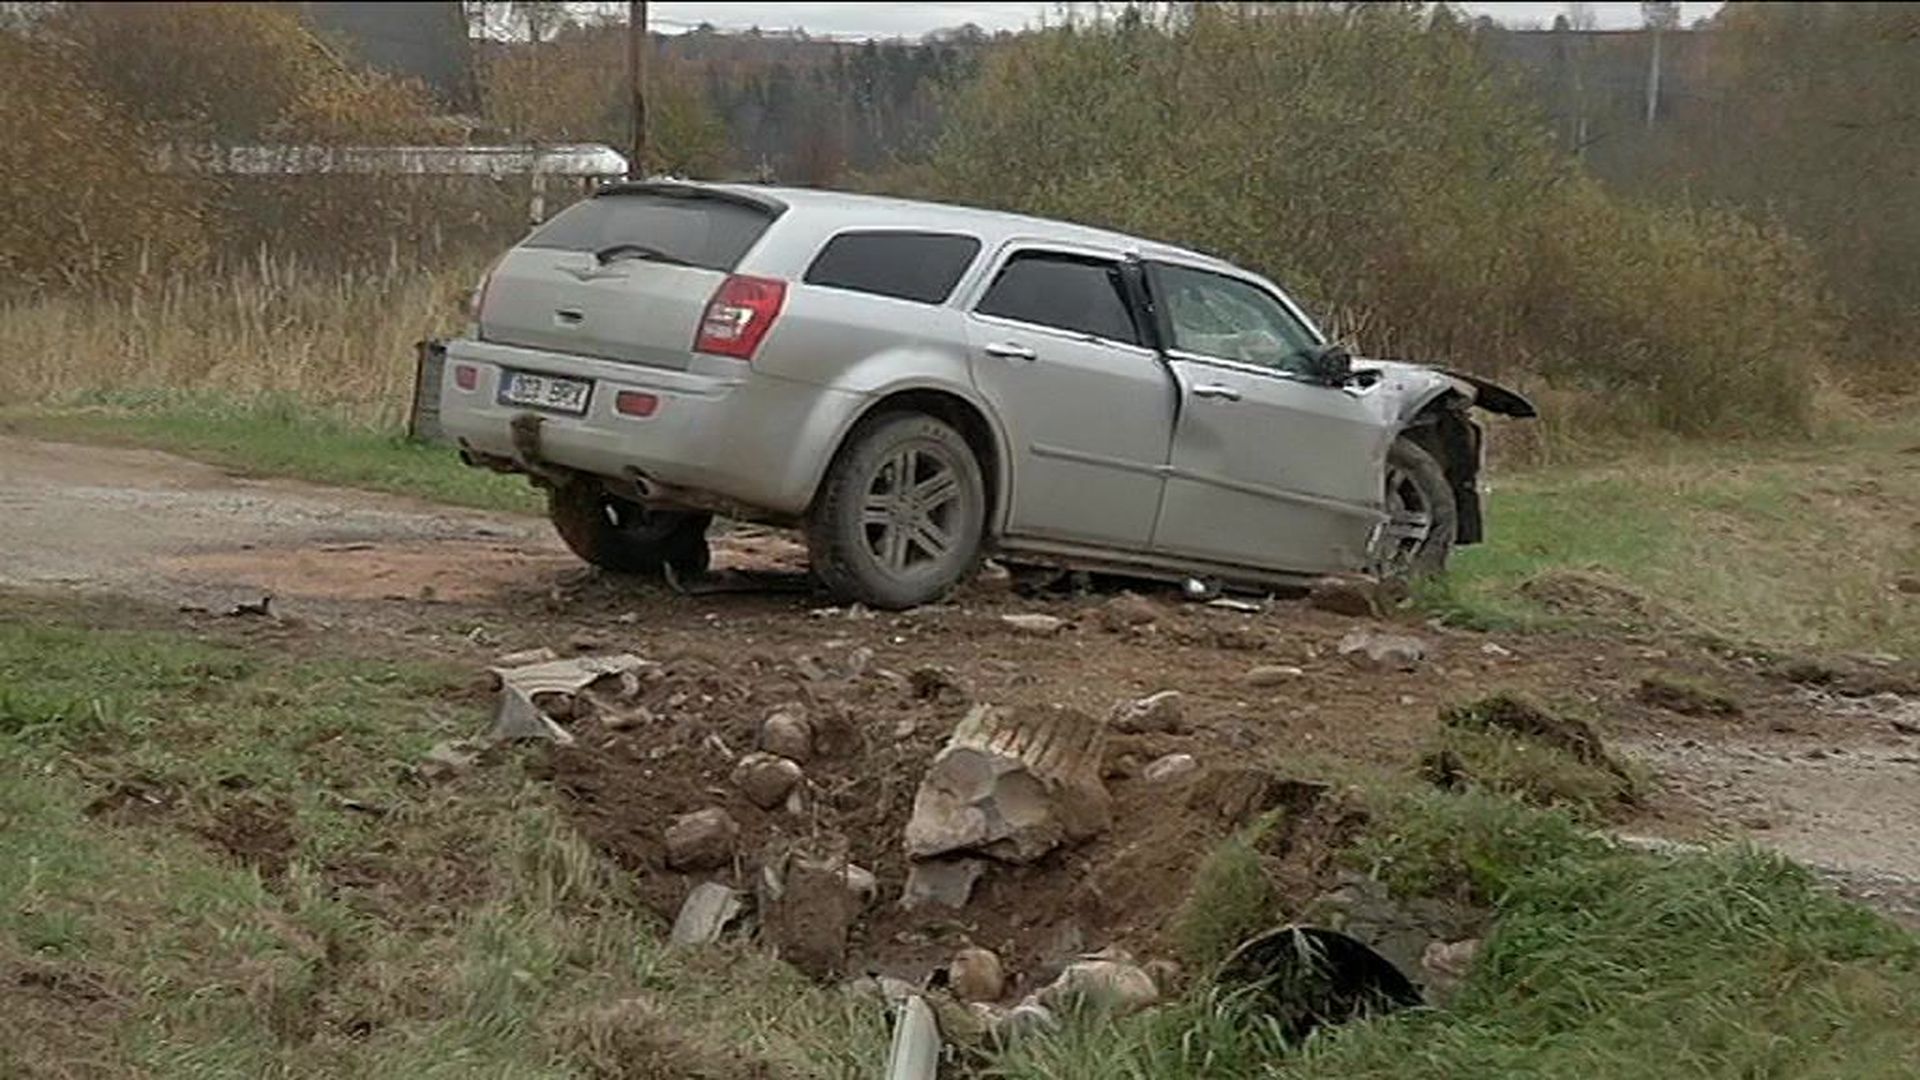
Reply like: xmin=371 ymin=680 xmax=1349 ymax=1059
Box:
xmin=594 ymin=242 xmax=692 ymax=267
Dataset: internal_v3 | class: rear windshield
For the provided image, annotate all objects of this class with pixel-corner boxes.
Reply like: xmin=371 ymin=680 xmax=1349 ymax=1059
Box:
xmin=803 ymin=231 xmax=982 ymax=305
xmin=523 ymin=192 xmax=774 ymax=271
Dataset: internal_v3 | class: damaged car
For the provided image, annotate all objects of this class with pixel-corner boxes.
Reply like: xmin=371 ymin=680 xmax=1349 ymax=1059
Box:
xmin=442 ymin=181 xmax=1535 ymax=608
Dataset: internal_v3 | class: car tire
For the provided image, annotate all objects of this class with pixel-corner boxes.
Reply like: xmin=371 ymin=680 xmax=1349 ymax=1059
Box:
xmin=807 ymin=411 xmax=987 ymax=610
xmin=1374 ymin=436 xmax=1458 ymax=578
xmin=547 ymin=480 xmax=712 ymax=577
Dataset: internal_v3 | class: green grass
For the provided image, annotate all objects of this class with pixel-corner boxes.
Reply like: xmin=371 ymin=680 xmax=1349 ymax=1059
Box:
xmin=985 ymin=792 xmax=1920 ymax=1079
xmin=1424 ymin=415 xmax=1920 ymax=657
xmin=0 ymin=601 xmax=882 ymax=1077
xmin=2 ymin=392 xmax=540 ymax=514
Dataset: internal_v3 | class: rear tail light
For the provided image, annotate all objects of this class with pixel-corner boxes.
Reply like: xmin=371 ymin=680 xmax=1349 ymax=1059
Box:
xmin=694 ymin=274 xmax=787 ymax=360
xmin=468 ymin=255 xmax=505 ymax=327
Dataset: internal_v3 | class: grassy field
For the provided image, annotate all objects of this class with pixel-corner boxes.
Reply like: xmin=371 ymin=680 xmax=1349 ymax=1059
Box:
xmin=1 ymin=596 xmax=1913 ymax=1078
xmin=0 ymin=597 xmax=881 ymax=1077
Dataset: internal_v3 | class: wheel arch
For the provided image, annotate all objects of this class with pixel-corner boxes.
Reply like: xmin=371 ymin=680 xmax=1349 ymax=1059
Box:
xmin=808 ymin=383 xmax=1012 ymax=535
xmin=1397 ymin=391 xmax=1485 ymax=545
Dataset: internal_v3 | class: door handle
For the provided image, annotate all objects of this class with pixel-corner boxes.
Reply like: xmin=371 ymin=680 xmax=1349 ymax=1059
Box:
xmin=555 ymin=308 xmax=584 ymax=325
xmin=984 ymin=341 xmax=1037 ymax=361
xmin=1191 ymin=383 xmax=1241 ymax=401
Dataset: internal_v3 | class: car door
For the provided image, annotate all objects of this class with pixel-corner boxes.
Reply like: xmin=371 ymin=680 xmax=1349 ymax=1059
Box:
xmin=1146 ymin=260 xmax=1388 ymax=574
xmin=964 ymin=244 xmax=1174 ymax=548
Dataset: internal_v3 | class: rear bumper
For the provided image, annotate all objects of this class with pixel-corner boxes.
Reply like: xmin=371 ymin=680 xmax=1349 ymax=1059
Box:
xmin=439 ymin=338 xmax=867 ymax=517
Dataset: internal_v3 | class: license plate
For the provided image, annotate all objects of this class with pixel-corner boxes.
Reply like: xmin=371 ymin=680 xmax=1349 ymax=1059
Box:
xmin=498 ymin=370 xmax=591 ymax=415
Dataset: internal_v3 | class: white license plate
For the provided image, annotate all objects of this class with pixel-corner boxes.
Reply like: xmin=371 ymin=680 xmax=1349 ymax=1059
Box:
xmin=498 ymin=370 xmax=592 ymax=415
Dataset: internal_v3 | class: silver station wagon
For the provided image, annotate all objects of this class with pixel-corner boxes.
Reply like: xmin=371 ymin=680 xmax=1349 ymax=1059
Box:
xmin=442 ymin=181 xmax=1534 ymax=609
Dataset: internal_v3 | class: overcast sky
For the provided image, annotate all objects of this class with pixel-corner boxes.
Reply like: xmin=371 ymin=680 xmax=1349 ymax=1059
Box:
xmin=647 ymin=2 xmax=1727 ymax=39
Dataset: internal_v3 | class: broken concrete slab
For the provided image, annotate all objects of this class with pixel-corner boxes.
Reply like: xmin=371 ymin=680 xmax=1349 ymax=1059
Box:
xmin=489 ymin=653 xmax=653 ymax=696
xmin=1338 ymin=629 xmax=1429 ymax=672
xmin=901 ymin=857 xmax=986 ymax=911
xmin=668 ymin=882 xmax=745 ymax=948
xmin=904 ymin=704 xmax=1111 ymax=864
xmin=664 ymin=807 xmax=739 ymax=871
xmin=488 ymin=685 xmax=577 ymax=744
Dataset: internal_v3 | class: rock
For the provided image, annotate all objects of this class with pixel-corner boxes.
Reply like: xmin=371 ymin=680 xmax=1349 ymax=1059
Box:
xmin=418 ymin=739 xmax=481 ymax=781
xmin=1035 ymin=958 xmax=1159 ymax=1016
xmin=1419 ymin=937 xmax=1482 ymax=997
xmin=1111 ymin=689 xmax=1186 ymax=734
xmin=668 ymin=882 xmax=744 ymax=948
xmin=904 ymin=704 xmax=1111 ymax=864
xmin=1480 ymin=641 xmax=1515 ymax=658
xmin=1097 ymin=591 xmax=1166 ymax=630
xmin=760 ymin=710 xmax=814 ymax=762
xmin=1001 ymin=613 xmax=1067 ymax=636
xmin=731 ymin=752 xmax=803 ymax=810
xmin=1143 ymin=752 xmax=1199 ymax=783
xmin=763 ymin=852 xmax=861 ymax=980
xmin=842 ymin=863 xmax=879 ymax=905
xmin=901 ymin=857 xmax=986 ymax=910
xmin=844 ymin=974 xmax=920 ymax=1006
xmin=1441 ymin=693 xmax=1624 ymax=773
xmin=1337 ymin=629 xmax=1429 ymax=671
xmin=1893 ymin=719 xmax=1920 ymax=736
xmin=600 ymin=705 xmax=655 ymax=731
xmin=949 ymin=946 xmax=1006 ymax=1003
xmin=1897 ymin=575 xmax=1920 ymax=595
xmin=1308 ymin=576 xmax=1383 ymax=618
xmin=1740 ymin=813 xmax=1776 ymax=830
xmin=1143 ymin=958 xmax=1182 ymax=994
xmin=1245 ymin=664 xmax=1306 ymax=686
xmin=664 ymin=808 xmax=738 ymax=871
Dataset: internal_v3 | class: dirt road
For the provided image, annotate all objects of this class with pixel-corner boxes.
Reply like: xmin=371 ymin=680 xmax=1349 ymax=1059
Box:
xmin=4 ymin=434 xmax=1917 ymax=938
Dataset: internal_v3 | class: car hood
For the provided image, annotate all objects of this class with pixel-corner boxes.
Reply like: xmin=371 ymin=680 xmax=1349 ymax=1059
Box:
xmin=1350 ymin=357 xmax=1537 ymax=419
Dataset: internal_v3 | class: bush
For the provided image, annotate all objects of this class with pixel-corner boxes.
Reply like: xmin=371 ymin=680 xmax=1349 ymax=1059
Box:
xmin=926 ymin=6 xmax=1832 ymax=437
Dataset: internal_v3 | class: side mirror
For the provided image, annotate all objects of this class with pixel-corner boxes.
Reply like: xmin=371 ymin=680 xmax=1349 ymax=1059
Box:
xmin=1305 ymin=343 xmax=1353 ymax=386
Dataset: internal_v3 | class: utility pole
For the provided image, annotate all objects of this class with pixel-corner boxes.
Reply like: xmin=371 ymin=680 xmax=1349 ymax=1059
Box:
xmin=1641 ymin=2 xmax=1679 ymax=130
xmin=627 ymin=0 xmax=647 ymax=178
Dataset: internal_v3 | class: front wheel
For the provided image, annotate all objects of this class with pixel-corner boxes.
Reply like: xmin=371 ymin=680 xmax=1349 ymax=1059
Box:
xmin=1369 ymin=436 xmax=1458 ymax=579
xmin=806 ymin=412 xmax=987 ymax=609
xmin=547 ymin=481 xmax=711 ymax=576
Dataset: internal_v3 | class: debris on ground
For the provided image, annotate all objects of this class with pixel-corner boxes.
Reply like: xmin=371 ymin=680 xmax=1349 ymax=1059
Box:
xmin=224 ymin=594 xmax=274 ymax=618
xmin=1216 ymin=925 xmax=1423 ymax=1041
xmin=1033 ymin=952 xmax=1160 ymax=1016
xmin=1143 ymin=752 xmax=1199 ymax=783
xmin=904 ymin=704 xmax=1112 ymax=865
xmin=417 ymin=739 xmax=483 ymax=781
xmin=668 ymin=882 xmax=745 ymax=948
xmin=1338 ymin=628 xmax=1429 ymax=671
xmin=1428 ymin=693 xmax=1639 ymax=807
xmin=1245 ymin=664 xmax=1306 ymax=687
xmin=1095 ymin=591 xmax=1166 ymax=631
xmin=1441 ymin=692 xmax=1617 ymax=770
xmin=1000 ymin=613 xmax=1068 ymax=636
xmin=489 ymin=685 xmax=577 ymax=744
xmin=1111 ymin=689 xmax=1186 ymax=734
xmin=1308 ymin=575 xmax=1388 ymax=618
xmin=884 ymin=994 xmax=941 ymax=1080
xmin=907 ymin=666 xmax=969 ymax=703
xmin=1638 ymin=674 xmax=1744 ymax=717
xmin=1206 ymin=597 xmax=1265 ymax=614
xmin=901 ymin=857 xmax=986 ymax=910
xmin=494 ymin=646 xmax=559 ymax=667
xmin=731 ymin=752 xmax=804 ymax=810
xmin=947 ymin=946 xmax=1005 ymax=1003
xmin=762 ymin=846 xmax=864 ymax=980
xmin=664 ymin=807 xmax=739 ymax=871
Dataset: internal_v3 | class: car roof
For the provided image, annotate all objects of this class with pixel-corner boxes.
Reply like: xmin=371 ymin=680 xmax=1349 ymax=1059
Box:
xmin=610 ymin=179 xmax=1247 ymax=275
